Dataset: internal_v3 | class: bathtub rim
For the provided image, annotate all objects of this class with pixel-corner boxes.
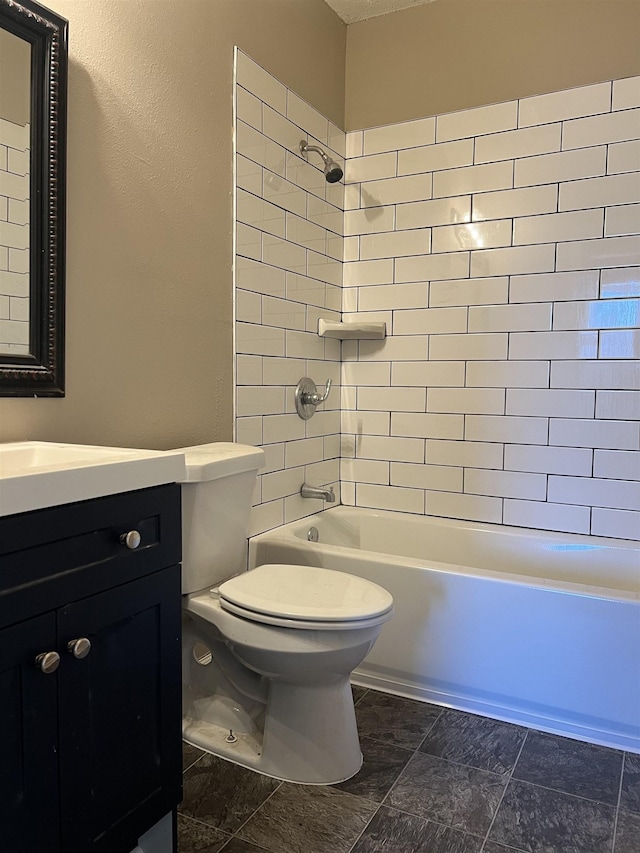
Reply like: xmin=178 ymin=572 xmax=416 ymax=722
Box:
xmin=249 ymin=506 xmax=640 ymax=604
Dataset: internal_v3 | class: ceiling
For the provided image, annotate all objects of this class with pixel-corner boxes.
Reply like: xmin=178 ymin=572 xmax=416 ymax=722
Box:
xmin=324 ymin=0 xmax=438 ymax=25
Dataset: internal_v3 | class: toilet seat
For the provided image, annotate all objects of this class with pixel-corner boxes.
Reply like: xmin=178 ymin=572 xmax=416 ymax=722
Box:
xmin=217 ymin=563 xmax=393 ymax=630
xmin=219 ymin=597 xmax=392 ymax=630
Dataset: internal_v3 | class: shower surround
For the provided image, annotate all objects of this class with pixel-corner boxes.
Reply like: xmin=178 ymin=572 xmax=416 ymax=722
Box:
xmin=234 ymin=49 xmax=346 ymax=536
xmin=234 ymin=50 xmax=639 ymax=542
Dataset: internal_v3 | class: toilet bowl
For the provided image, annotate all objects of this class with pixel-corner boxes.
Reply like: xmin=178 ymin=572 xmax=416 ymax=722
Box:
xmin=177 ymin=443 xmax=393 ymax=784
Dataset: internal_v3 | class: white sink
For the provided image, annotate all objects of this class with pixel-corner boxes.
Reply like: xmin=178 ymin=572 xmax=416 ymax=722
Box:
xmin=0 ymin=441 xmax=186 ymax=517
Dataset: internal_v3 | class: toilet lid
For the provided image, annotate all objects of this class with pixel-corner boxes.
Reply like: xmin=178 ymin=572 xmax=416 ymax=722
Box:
xmin=218 ymin=597 xmax=393 ymax=631
xmin=218 ymin=563 xmax=393 ymax=624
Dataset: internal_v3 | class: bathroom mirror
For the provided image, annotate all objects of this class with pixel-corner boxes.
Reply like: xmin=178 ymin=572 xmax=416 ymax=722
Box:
xmin=0 ymin=0 xmax=67 ymax=395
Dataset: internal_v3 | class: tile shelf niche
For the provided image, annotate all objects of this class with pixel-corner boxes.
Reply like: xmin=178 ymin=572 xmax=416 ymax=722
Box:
xmin=317 ymin=318 xmax=387 ymax=340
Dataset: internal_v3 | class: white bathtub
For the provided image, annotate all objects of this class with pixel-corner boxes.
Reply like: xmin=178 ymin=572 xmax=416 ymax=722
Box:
xmin=249 ymin=506 xmax=640 ymax=753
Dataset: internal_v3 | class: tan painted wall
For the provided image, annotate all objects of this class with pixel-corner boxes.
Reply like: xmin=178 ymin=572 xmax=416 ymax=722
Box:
xmin=0 ymin=29 xmax=31 ymax=126
xmin=0 ymin=0 xmax=345 ymax=449
xmin=346 ymin=0 xmax=640 ymax=130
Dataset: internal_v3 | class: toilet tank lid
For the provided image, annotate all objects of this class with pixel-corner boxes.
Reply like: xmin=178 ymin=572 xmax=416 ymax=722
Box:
xmin=175 ymin=443 xmax=265 ymax=483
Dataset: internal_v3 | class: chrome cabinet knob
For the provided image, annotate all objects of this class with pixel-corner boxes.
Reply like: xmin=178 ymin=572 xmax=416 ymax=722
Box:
xmin=67 ymin=638 xmax=91 ymax=659
xmin=35 ymin=651 xmax=60 ymax=674
xmin=120 ymin=530 xmax=142 ymax=550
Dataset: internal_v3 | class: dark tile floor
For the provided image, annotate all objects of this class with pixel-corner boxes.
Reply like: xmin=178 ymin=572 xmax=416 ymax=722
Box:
xmin=178 ymin=688 xmax=640 ymax=853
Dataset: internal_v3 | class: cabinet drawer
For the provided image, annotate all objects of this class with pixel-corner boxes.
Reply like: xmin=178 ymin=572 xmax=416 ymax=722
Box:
xmin=0 ymin=484 xmax=181 ymax=627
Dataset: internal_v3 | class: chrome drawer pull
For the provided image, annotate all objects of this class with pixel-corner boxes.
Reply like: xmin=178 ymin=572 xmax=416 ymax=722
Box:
xmin=120 ymin=530 xmax=142 ymax=550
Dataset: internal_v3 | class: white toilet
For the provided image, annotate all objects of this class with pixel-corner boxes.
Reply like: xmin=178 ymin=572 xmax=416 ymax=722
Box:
xmin=178 ymin=442 xmax=393 ymax=785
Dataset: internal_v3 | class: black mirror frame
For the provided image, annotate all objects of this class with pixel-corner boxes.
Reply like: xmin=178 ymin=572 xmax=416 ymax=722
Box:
xmin=0 ymin=0 xmax=67 ymax=396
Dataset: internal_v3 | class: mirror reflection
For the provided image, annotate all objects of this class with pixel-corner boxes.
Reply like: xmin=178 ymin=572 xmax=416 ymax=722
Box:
xmin=0 ymin=26 xmax=31 ymax=356
xmin=0 ymin=0 xmax=67 ymax=396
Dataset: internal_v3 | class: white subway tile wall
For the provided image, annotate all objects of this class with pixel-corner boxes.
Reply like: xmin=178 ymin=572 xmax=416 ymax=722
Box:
xmin=235 ymin=56 xmax=640 ymax=541
xmin=0 ymin=118 xmax=30 ymax=353
xmin=234 ymin=51 xmax=344 ymax=534
xmin=341 ymin=75 xmax=640 ymax=540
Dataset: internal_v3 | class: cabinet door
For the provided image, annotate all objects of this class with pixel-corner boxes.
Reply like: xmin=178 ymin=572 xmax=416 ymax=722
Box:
xmin=0 ymin=614 xmax=60 ymax=853
xmin=57 ymin=565 xmax=182 ymax=853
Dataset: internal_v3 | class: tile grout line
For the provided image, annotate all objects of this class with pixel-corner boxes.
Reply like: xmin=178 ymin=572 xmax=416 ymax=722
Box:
xmin=478 ymin=727 xmax=530 ymax=852
xmin=359 ymin=719 xmax=535 ymax=780
xmin=182 ymin=752 xmax=207 ymax=775
xmin=344 ymin=801 xmax=381 ymax=853
xmin=225 ymin=779 xmax=285 ymax=847
xmin=219 ymin=835 xmax=270 ymax=853
xmin=178 ymin=811 xmax=231 ymax=837
xmin=346 ymin=705 xmax=446 ymax=853
xmin=380 ymin=706 xmax=445 ymax=799
xmin=363 ymin=709 xmax=444 ymax=807
xmin=504 ymin=774 xmax=624 ymax=809
xmin=610 ymin=752 xmax=626 ymax=853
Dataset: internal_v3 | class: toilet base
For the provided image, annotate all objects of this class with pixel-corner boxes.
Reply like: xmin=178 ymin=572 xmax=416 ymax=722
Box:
xmin=183 ymin=677 xmax=363 ymax=785
xmin=183 ymin=717 xmax=263 ymax=766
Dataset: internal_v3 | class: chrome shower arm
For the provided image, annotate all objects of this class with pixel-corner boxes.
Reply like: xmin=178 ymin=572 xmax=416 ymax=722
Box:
xmin=300 ymin=141 xmax=329 ymax=162
xmin=299 ymin=140 xmax=343 ymax=183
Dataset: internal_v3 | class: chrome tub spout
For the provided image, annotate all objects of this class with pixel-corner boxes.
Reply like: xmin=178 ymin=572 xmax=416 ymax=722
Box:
xmin=300 ymin=483 xmax=336 ymax=502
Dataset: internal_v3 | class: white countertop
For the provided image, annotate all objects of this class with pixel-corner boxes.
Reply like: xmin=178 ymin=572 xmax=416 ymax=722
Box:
xmin=0 ymin=441 xmax=186 ymax=517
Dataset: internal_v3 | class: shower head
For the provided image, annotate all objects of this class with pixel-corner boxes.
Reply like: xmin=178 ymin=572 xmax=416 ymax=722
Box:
xmin=299 ymin=140 xmax=344 ymax=183
xmin=324 ymin=162 xmax=344 ymax=184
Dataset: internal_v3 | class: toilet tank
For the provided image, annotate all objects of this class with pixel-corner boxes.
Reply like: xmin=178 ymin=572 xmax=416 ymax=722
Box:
xmin=176 ymin=443 xmax=265 ymax=594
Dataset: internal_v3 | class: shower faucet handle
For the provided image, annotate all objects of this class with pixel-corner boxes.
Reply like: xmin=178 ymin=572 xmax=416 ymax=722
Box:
xmin=295 ymin=377 xmax=332 ymax=420
xmin=309 ymin=378 xmax=332 ymax=405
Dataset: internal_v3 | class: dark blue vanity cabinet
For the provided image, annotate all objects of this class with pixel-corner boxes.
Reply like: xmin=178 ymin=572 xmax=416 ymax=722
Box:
xmin=0 ymin=485 xmax=183 ymax=853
